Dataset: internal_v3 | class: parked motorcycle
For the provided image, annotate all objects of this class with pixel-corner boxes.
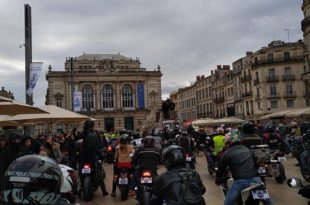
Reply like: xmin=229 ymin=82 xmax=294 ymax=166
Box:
xmin=79 ymin=160 xmax=105 ymax=201
xmin=287 ymin=178 xmax=310 ymax=204
xmin=59 ymin=164 xmax=78 ymax=204
xmin=135 ymin=169 xmax=154 ymax=205
xmin=251 ymin=144 xmax=286 ymax=183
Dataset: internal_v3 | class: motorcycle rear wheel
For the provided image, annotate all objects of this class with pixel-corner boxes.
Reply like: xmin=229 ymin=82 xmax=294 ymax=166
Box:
xmin=83 ymin=176 xmax=93 ymax=201
xmin=275 ymin=162 xmax=286 ymax=184
xmin=120 ymin=185 xmax=129 ymax=201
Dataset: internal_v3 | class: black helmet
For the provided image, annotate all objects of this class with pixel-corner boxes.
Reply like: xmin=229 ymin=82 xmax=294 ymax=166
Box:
xmin=2 ymin=155 xmax=62 ymax=205
xmin=8 ymin=132 xmax=22 ymax=143
xmin=264 ymin=123 xmax=275 ymax=133
xmin=241 ymin=122 xmax=255 ymax=134
xmin=301 ymin=121 xmax=310 ymax=135
xmin=120 ymin=134 xmax=129 ymax=144
xmin=142 ymin=136 xmax=155 ymax=147
xmin=83 ymin=119 xmax=94 ymax=130
xmin=162 ymin=145 xmax=185 ymax=169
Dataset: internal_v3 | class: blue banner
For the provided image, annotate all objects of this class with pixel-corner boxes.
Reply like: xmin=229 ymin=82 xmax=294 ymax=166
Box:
xmin=137 ymin=83 xmax=145 ymax=109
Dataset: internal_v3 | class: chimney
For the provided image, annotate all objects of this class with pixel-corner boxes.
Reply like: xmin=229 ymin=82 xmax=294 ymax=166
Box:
xmin=223 ymin=65 xmax=230 ymax=70
xmin=217 ymin=65 xmax=221 ymax=70
xmin=196 ymin=75 xmax=200 ymax=81
xmin=246 ymin=51 xmax=253 ymax=56
xmin=211 ymin=70 xmax=213 ymax=75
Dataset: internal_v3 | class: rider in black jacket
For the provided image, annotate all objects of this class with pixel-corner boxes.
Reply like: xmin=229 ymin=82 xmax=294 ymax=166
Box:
xmin=216 ymin=130 xmax=273 ymax=205
xmin=150 ymin=145 xmax=206 ymax=205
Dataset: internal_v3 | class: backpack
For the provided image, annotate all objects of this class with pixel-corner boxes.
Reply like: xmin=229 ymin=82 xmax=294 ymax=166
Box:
xmin=84 ymin=131 xmax=100 ymax=149
xmin=174 ymin=170 xmax=206 ymax=205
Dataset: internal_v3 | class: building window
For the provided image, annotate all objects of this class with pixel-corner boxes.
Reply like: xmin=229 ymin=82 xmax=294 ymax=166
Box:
xmin=287 ymin=100 xmax=294 ymax=108
xmin=56 ymin=98 xmax=62 ymax=107
xmin=102 ymin=84 xmax=114 ymax=109
xmin=285 ymin=67 xmax=291 ymax=75
xmin=286 ymin=84 xmax=293 ymax=94
xmin=284 ymin=52 xmax=290 ymax=61
xmin=122 ymin=84 xmax=133 ymax=108
xmin=269 ymin=69 xmax=275 ymax=77
xmin=267 ymin=54 xmax=273 ymax=63
xmin=270 ymin=85 xmax=277 ymax=95
xmin=271 ymin=100 xmax=278 ymax=109
xmin=257 ymin=102 xmax=261 ymax=110
xmin=82 ymin=84 xmax=94 ymax=111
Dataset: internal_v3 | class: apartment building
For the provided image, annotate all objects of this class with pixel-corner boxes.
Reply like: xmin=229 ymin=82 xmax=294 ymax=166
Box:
xmin=195 ymin=75 xmax=213 ymax=119
xmin=177 ymin=84 xmax=196 ymax=121
xmin=302 ymin=0 xmax=310 ymax=106
xmin=249 ymin=40 xmax=305 ymax=119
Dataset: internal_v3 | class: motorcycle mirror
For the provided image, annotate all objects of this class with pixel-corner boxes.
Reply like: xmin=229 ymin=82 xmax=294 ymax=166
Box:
xmin=56 ymin=198 xmax=71 ymax=205
xmin=287 ymin=178 xmax=303 ymax=188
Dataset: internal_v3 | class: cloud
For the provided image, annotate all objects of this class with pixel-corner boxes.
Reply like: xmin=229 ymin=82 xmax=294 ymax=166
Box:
xmin=0 ymin=0 xmax=304 ymax=105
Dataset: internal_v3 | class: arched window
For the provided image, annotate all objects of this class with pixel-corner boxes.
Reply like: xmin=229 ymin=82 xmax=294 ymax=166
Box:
xmin=102 ymin=84 xmax=114 ymax=109
xmin=82 ymin=84 xmax=94 ymax=111
xmin=122 ymin=84 xmax=133 ymax=108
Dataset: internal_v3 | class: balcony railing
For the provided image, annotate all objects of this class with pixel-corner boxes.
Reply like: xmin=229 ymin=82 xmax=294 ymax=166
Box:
xmin=214 ymin=97 xmax=225 ymax=104
xmin=234 ymin=96 xmax=242 ymax=102
xmin=283 ymin=91 xmax=296 ymax=98
xmin=240 ymin=75 xmax=252 ymax=83
xmin=302 ymin=72 xmax=310 ymax=81
xmin=266 ymin=76 xmax=279 ymax=82
xmin=242 ymin=91 xmax=253 ymax=98
xmin=267 ymin=93 xmax=280 ymax=99
xmin=252 ymin=56 xmax=304 ymax=68
xmin=254 ymin=78 xmax=260 ymax=85
xmin=282 ymin=74 xmax=296 ymax=81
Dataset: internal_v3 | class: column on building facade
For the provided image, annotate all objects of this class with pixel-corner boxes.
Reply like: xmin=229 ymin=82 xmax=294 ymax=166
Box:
xmin=117 ymin=82 xmax=121 ymax=110
xmin=96 ymin=82 xmax=100 ymax=110
xmin=132 ymin=82 xmax=136 ymax=109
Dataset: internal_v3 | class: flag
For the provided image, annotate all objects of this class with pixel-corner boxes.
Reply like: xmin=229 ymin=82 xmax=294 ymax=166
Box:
xmin=73 ymin=91 xmax=82 ymax=112
xmin=26 ymin=62 xmax=43 ymax=96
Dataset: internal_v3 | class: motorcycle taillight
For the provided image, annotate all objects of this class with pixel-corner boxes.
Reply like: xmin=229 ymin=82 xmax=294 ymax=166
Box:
xmin=83 ymin=164 xmax=91 ymax=169
xmin=142 ymin=171 xmax=151 ymax=177
xmin=107 ymin=146 xmax=112 ymax=151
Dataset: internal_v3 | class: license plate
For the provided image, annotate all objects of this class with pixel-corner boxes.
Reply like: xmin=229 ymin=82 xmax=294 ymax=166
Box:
xmin=82 ymin=168 xmax=91 ymax=174
xmin=141 ymin=177 xmax=152 ymax=184
xmin=119 ymin=178 xmax=128 ymax=185
xmin=258 ymin=166 xmax=267 ymax=174
xmin=186 ymin=156 xmax=192 ymax=162
xmin=251 ymin=189 xmax=270 ymax=200
xmin=278 ymin=157 xmax=286 ymax=162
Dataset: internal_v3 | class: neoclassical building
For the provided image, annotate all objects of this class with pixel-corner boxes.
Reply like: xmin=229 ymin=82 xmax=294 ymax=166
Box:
xmin=46 ymin=53 xmax=162 ymax=131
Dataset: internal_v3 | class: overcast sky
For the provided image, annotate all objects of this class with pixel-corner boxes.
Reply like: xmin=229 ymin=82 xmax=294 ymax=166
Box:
xmin=0 ymin=0 xmax=304 ymax=106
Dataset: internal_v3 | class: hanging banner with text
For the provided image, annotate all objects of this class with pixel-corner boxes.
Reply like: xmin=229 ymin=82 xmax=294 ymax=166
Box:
xmin=27 ymin=62 xmax=43 ymax=96
xmin=73 ymin=91 xmax=82 ymax=112
xmin=137 ymin=83 xmax=145 ymax=109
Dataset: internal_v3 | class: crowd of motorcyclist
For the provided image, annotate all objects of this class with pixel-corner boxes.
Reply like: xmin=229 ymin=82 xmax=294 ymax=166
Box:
xmin=1 ymin=118 xmax=310 ymax=204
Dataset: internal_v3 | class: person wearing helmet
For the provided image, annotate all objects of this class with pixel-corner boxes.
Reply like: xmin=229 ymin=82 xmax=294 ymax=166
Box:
xmin=240 ymin=122 xmax=263 ymax=148
xmin=215 ymin=130 xmax=273 ymax=205
xmin=0 ymin=131 xmax=30 ymax=192
xmin=131 ymin=136 xmax=161 ymax=196
xmin=150 ymin=145 xmax=206 ymax=205
xmin=299 ymin=122 xmax=310 ymax=172
xmin=111 ymin=134 xmax=135 ymax=197
xmin=151 ymin=128 xmax=163 ymax=150
xmin=175 ymin=131 xmax=196 ymax=169
xmin=78 ymin=119 xmax=109 ymax=197
xmin=1 ymin=154 xmax=69 ymax=205
xmin=0 ymin=134 xmax=7 ymax=153
xmin=263 ymin=122 xmax=290 ymax=154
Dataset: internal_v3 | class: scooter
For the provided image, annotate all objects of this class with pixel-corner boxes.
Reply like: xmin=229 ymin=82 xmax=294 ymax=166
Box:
xmin=287 ymin=178 xmax=310 ymax=205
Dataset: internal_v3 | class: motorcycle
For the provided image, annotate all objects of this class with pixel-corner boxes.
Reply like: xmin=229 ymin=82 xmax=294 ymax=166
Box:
xmin=104 ymin=144 xmax=115 ymax=164
xmin=221 ymin=178 xmax=272 ymax=205
xmin=287 ymin=178 xmax=310 ymax=204
xmin=251 ymin=144 xmax=286 ymax=183
xmin=79 ymin=160 xmax=105 ymax=201
xmin=114 ymin=163 xmax=132 ymax=201
xmin=59 ymin=164 xmax=78 ymax=204
xmin=135 ymin=169 xmax=154 ymax=205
